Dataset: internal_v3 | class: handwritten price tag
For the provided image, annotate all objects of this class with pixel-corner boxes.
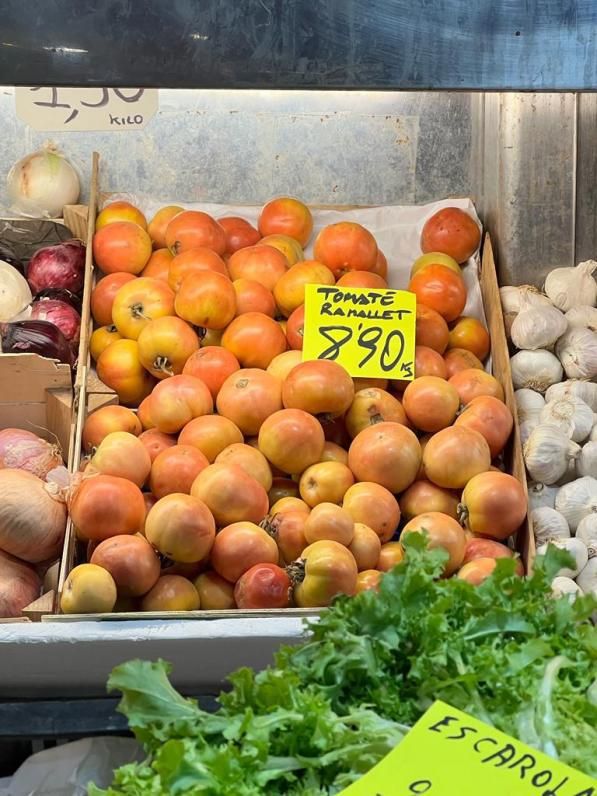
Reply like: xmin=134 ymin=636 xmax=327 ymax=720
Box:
xmin=302 ymin=284 xmax=416 ymax=380
xmin=16 ymin=87 xmax=158 ymax=131
xmin=339 ymin=701 xmax=596 ymax=795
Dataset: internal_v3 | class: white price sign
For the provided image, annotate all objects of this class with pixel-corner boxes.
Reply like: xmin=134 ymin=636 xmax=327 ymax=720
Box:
xmin=15 ymin=87 xmax=158 ymax=132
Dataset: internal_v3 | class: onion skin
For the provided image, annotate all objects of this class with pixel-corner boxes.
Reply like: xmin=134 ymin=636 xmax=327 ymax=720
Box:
xmin=0 ymin=428 xmax=62 ymax=478
xmin=27 ymin=240 xmax=85 ymax=295
xmin=30 ymin=298 xmax=81 ymax=345
xmin=0 ymin=320 xmax=75 ymax=365
xmin=0 ymin=549 xmax=41 ymax=617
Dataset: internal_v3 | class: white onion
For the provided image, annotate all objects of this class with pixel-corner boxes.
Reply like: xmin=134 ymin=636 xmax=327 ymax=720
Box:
xmin=0 ymin=260 xmax=33 ymax=321
xmin=7 ymin=147 xmax=80 ymax=219
xmin=0 ymin=549 xmax=41 ymax=617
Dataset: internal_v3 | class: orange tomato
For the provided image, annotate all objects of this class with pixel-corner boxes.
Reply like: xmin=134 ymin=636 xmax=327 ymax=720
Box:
xmin=335 ymin=270 xmax=388 ymax=289
xmin=218 ymin=216 xmax=261 ymax=254
xmin=448 ymin=368 xmax=504 ymax=405
xmin=314 ymin=222 xmax=378 ymax=277
xmin=408 ymin=265 xmax=467 ymax=322
xmin=260 ymin=234 xmax=304 ymax=265
xmin=273 ymin=260 xmax=335 ymax=317
xmin=165 ymin=210 xmax=226 ymax=255
xmin=454 ymin=395 xmax=513 ymax=458
xmin=345 ymin=388 xmax=407 ymax=438
xmin=460 ymin=471 xmax=527 ymax=540
xmin=111 ymin=278 xmax=175 ymax=340
xmin=343 ymin=481 xmax=400 ymax=543
xmin=415 ymin=304 xmax=450 ymax=354
xmin=448 ymin=316 xmax=491 ymax=361
xmin=147 ymin=206 xmax=184 ymax=248
xmin=401 ymin=511 xmax=466 ymax=575
xmin=258 ymin=408 xmax=325 ymax=475
xmin=141 ymin=248 xmax=173 ymax=282
xmin=399 ymin=479 xmax=460 ymax=522
xmin=137 ymin=316 xmax=200 ymax=379
xmin=348 ymin=422 xmax=421 ymax=494
xmin=227 ymin=244 xmax=288 ymax=290
xmin=91 ymin=272 xmax=136 ymax=327
xmin=258 ymin=197 xmax=313 ymax=247
xmin=182 ymin=346 xmax=240 ymax=400
xmin=422 ymin=426 xmax=491 ymax=489
xmin=410 ymin=251 xmax=461 ymax=278
xmin=286 ymin=304 xmax=305 ymax=350
xmin=96 ymin=201 xmax=147 ymax=230
xmin=168 ymin=247 xmax=228 ymax=292
xmin=233 ymin=278 xmax=276 ymax=317
xmin=293 ymin=540 xmax=358 ymax=607
xmin=90 ymin=325 xmax=121 ymax=361
xmin=402 ymin=376 xmax=460 ymax=432
xmin=282 ymin=360 xmax=354 ymax=418
xmin=149 ymin=374 xmax=214 ymax=434
xmin=97 ymin=339 xmax=155 ymax=407
xmin=221 ymin=312 xmax=287 ymax=369
xmin=420 ymin=207 xmax=481 ymax=263
xmin=444 ymin=348 xmax=484 ymax=378
xmin=216 ymin=368 xmax=283 ymax=436
xmin=93 ymin=221 xmax=152 ymax=275
xmin=174 ymin=271 xmax=236 ymax=330
xmin=178 ymin=415 xmax=243 ymax=462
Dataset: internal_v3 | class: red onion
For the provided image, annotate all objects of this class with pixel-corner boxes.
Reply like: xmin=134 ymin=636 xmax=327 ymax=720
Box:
xmin=27 ymin=239 xmax=85 ymax=294
xmin=30 ymin=298 xmax=81 ymax=345
xmin=0 ymin=320 xmax=75 ymax=365
xmin=0 ymin=428 xmax=62 ymax=478
xmin=35 ymin=288 xmax=82 ymax=312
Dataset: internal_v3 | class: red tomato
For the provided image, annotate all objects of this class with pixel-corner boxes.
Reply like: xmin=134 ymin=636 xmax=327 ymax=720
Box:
xmin=234 ymin=563 xmax=291 ymax=608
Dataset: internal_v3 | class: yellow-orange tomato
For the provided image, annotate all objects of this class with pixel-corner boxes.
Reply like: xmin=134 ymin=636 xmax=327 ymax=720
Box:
xmin=191 ymin=464 xmax=269 ymax=527
xmin=137 ymin=396 xmax=155 ymax=429
xmin=460 ymin=471 xmax=527 ymax=540
xmin=96 ymin=201 xmax=147 ymax=231
xmin=273 ymin=260 xmax=335 ymax=317
xmin=90 ymin=325 xmax=122 ymax=361
xmin=227 ymin=244 xmax=289 ymax=290
xmin=345 ymin=388 xmax=406 ymax=438
xmin=233 ymin=278 xmax=276 ymax=317
xmin=342 ymin=482 xmax=401 ymax=543
xmin=423 ymin=426 xmax=491 ymax=489
xmin=112 ymin=278 xmax=175 ymax=340
xmin=444 ymin=348 xmax=484 ymax=378
xmin=258 ymin=408 xmax=325 ymax=474
xmin=449 ymin=368 xmax=504 ymax=405
xmin=175 ymin=271 xmax=236 ymax=330
xmin=420 ymin=207 xmax=481 ymax=263
xmin=93 ymin=221 xmax=152 ymax=275
xmin=348 ymin=523 xmax=382 ymax=571
xmin=356 ymin=569 xmax=382 ymax=593
xmin=267 ymin=350 xmax=302 ymax=382
xmin=149 ymin=374 xmax=213 ymax=435
xmin=270 ymin=496 xmax=310 ymax=515
xmin=178 ymin=415 xmax=243 ymax=462
xmin=399 ymin=479 xmax=460 ymax=522
xmin=259 ymin=234 xmax=303 ymax=265
xmin=194 ymin=571 xmax=237 ymax=609
xmin=137 ymin=316 xmax=200 ymax=379
xmin=410 ymin=251 xmax=461 ymax=278
xmin=149 ymin=444 xmax=209 ymax=498
xmin=377 ymin=542 xmax=405 ymax=572
xmin=299 ymin=461 xmax=354 ymax=507
xmin=402 ymin=376 xmax=460 ymax=433
xmin=165 ymin=210 xmax=227 ymax=256
xmin=90 ymin=431 xmax=151 ymax=487
xmin=168 ymin=247 xmax=229 ymax=292
xmin=145 ymin=492 xmax=215 ymax=563
xmin=319 ymin=441 xmax=349 ymax=465
xmin=215 ymin=443 xmax=273 ymax=492
xmin=348 ymin=422 xmax=421 ymax=494
xmin=97 ymin=339 xmax=155 ymax=407
xmin=258 ymin=196 xmax=313 ymax=247
xmin=314 ymin=222 xmax=378 ymax=277
xmin=454 ymin=395 xmax=513 ymax=458
xmin=448 ymin=316 xmax=490 ymax=361
xmin=141 ymin=248 xmax=174 ymax=282
xmin=401 ymin=511 xmax=467 ymax=575
xmin=304 ymin=503 xmax=354 ymax=546
xmin=282 ymin=360 xmax=354 ymax=418
xmin=147 ymin=205 xmax=184 ymax=248
xmin=217 ymin=368 xmax=282 ymax=436
xmin=293 ymin=540 xmax=358 ymax=607
xmin=221 ymin=312 xmax=287 ymax=369
xmin=82 ymin=405 xmax=142 ymax=453
xmin=141 ymin=575 xmax=200 ymax=611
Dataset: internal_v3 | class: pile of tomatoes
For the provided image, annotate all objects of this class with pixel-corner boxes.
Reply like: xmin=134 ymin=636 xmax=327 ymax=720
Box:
xmin=61 ymin=199 xmax=527 ymax=615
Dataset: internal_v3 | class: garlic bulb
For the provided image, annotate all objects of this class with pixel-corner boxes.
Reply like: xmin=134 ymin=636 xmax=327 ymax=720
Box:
xmin=576 ymin=555 xmax=597 ymax=596
xmin=499 ymin=285 xmax=552 ymax=314
xmin=519 ymin=420 xmax=538 ymax=446
xmin=578 ymin=441 xmax=597 ymax=478
xmin=555 ymin=476 xmax=597 ymax=531
xmin=510 ymin=298 xmax=567 ymax=351
xmin=544 ymin=260 xmax=597 ymax=312
xmin=565 ymin=305 xmax=597 ymax=332
xmin=531 ymin=506 xmax=570 ymax=546
xmin=536 ymin=537 xmax=588 ymax=578
xmin=539 ymin=397 xmax=593 ymax=442
xmin=510 ymin=350 xmax=563 ymax=392
xmin=576 ymin=514 xmax=597 ymax=546
xmin=546 ymin=380 xmax=597 ymax=412
xmin=515 ymin=389 xmax=545 ymax=421
xmin=551 ymin=576 xmax=583 ymax=599
xmin=591 ymin=422 xmax=597 ymax=442
xmin=528 ymin=482 xmax=559 ymax=511
xmin=556 ymin=458 xmax=578 ymax=485
xmin=556 ymin=327 xmax=597 ymax=380
xmin=523 ymin=425 xmax=580 ymax=484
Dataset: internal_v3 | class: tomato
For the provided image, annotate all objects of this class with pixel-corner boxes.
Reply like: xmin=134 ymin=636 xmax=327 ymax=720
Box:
xmin=165 ymin=210 xmax=226 ymax=256
xmin=145 ymin=493 xmax=215 ymax=563
xmin=303 ymin=502 xmax=354 ymax=545
xmin=410 ymin=251 xmax=461 ymax=278
xmin=293 ymin=540 xmax=358 ymax=607
xmin=319 ymin=441 xmax=349 ymax=465
xmin=444 ymin=348 xmax=484 ymax=378
xmin=420 ymin=207 xmax=481 ymax=263
xmin=258 ymin=197 xmax=313 ymax=247
xmin=91 ymin=272 xmax=136 ymax=327
xmin=112 ymin=277 xmax=175 ymax=340
xmin=82 ymin=405 xmax=142 ymax=453
xmin=168 ymin=247 xmax=229 ymax=292
xmin=298 ymin=462 xmax=354 ymax=507
xmin=313 ymin=222 xmax=378 ymax=277
xmin=273 ymin=260 xmax=335 ymax=317
xmin=286 ymin=304 xmax=305 ymax=350
xmin=371 ymin=249 xmax=388 ymax=279
xmin=343 ymin=482 xmax=400 ymax=543
xmin=457 ymin=558 xmax=500 ymax=585
xmin=402 ymin=376 xmax=460 ymax=433
xmin=234 ymin=563 xmax=291 ymax=609
xmin=448 ymin=316 xmax=490 ymax=361
xmin=217 ymin=368 xmax=282 ymax=435
xmin=138 ymin=429 xmax=176 ymax=462
xmin=93 ymin=221 xmax=152 ymax=275
xmin=348 ymin=421 xmax=421 ymax=494
xmin=210 ymin=521 xmax=279 ymax=582
xmin=377 ymin=541 xmax=405 ymax=572
xmin=258 ymin=408 xmax=325 ymax=474
xmin=218 ymin=216 xmax=261 ymax=254
xmin=90 ymin=431 xmax=151 ymax=487
xmin=391 ymin=346 xmax=448 ymax=393
xmin=270 ymin=495 xmax=310 ymax=515
xmin=423 ymin=426 xmax=491 ymax=489
xmin=227 ymin=244 xmax=288 ymax=290
xmin=137 ymin=316 xmax=200 ymax=379
xmin=137 ymin=396 xmax=155 ymax=429
xmin=191 ymin=463 xmax=269 ymax=527
xmin=408 ymin=265 xmax=467 ymax=322
xmin=463 ymin=537 xmax=516 ymax=565
xmin=149 ymin=374 xmax=213 ymax=434
xmin=89 ymin=325 xmax=122 ymax=362
xmin=262 ymin=509 xmax=309 ymax=563
xmin=399 ymin=479 xmax=460 ymax=522
xmin=178 ymin=415 xmax=243 ymax=462
xmin=149 ymin=444 xmax=209 ymax=498
xmin=356 ymin=569 xmax=382 ymax=593
xmin=141 ymin=575 xmax=200 ymax=611
xmin=260 ymin=234 xmax=304 ymax=265
xmin=233 ymin=278 xmax=276 ymax=317
xmin=344 ymin=388 xmax=406 ymax=438
xmin=90 ymin=534 xmax=160 ymax=597
xmin=222 ymin=312 xmax=287 ymax=369
xmin=182 ymin=346 xmax=239 ymax=401
xmin=97 ymin=339 xmax=155 ymax=407
xmin=267 ymin=350 xmax=302 ymax=381
xmin=215 ymin=443 xmax=273 ymax=491
xmin=141 ymin=248 xmax=173 ymax=282
xmin=454 ymin=396 xmax=513 ymax=458
xmin=415 ymin=304 xmax=450 ymax=354
xmin=147 ymin=205 xmax=184 ymax=248
xmin=268 ymin=477 xmax=301 ymax=506
xmin=401 ymin=511 xmax=467 ymax=575
xmin=96 ymin=200 xmax=147 ymax=231
xmin=353 ymin=377 xmax=389 ymax=391
xmin=336 ymin=270 xmax=388 ymax=289
xmin=70 ymin=474 xmax=146 ymax=542
xmin=282 ymin=360 xmax=354 ymax=418
xmin=449 ymin=368 xmax=504 ymax=405
xmin=174 ymin=271 xmax=236 ymax=330
xmin=194 ymin=571 xmax=236 ymax=609
xmin=460 ymin=472 xmax=527 ymax=540
xmin=348 ymin=523 xmax=382 ymax=571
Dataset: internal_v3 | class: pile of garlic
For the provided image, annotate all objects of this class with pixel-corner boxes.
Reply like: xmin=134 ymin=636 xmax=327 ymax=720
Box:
xmin=501 ymin=262 xmax=597 ymax=601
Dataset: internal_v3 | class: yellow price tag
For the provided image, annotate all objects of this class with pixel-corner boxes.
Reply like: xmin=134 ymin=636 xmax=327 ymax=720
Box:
xmin=339 ymin=701 xmax=595 ymax=795
xmin=302 ymin=284 xmax=416 ymax=380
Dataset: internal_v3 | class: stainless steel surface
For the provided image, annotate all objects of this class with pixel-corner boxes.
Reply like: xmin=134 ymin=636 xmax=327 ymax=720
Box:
xmin=575 ymin=92 xmax=597 ymax=264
